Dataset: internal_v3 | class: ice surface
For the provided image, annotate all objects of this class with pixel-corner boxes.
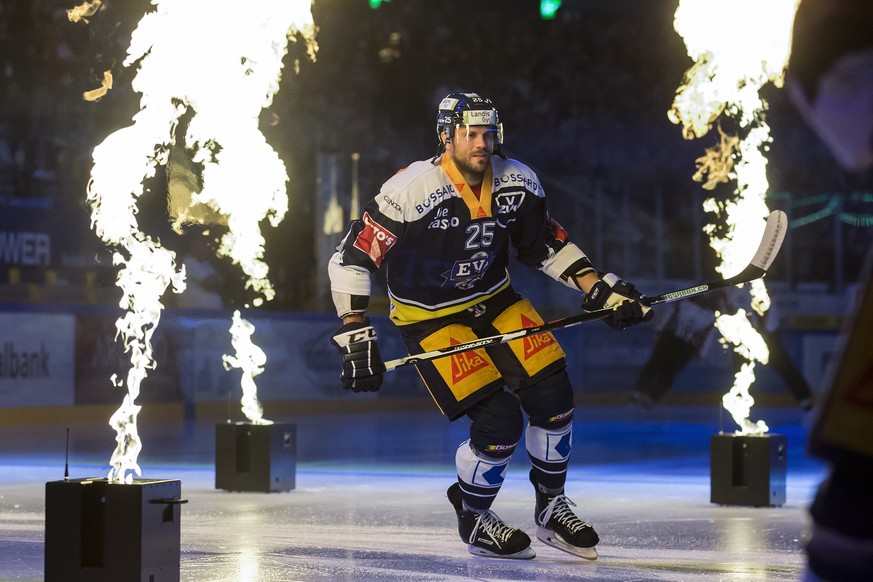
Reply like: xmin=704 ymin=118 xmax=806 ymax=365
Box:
xmin=0 ymin=405 xmax=823 ymax=581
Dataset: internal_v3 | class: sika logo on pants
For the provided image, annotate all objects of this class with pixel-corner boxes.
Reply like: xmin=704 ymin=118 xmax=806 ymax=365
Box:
xmin=449 ymin=338 xmax=490 ymax=383
xmin=520 ymin=314 xmax=556 ymax=359
xmin=420 ymin=324 xmax=501 ymax=401
xmin=492 ymin=300 xmax=565 ymax=375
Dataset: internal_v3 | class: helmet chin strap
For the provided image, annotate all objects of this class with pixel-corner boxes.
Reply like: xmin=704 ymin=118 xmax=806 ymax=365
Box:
xmin=432 ymin=132 xmax=448 ymax=162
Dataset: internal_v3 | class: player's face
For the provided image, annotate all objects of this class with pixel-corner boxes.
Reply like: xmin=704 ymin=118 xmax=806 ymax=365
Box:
xmin=446 ymin=125 xmax=496 ymax=184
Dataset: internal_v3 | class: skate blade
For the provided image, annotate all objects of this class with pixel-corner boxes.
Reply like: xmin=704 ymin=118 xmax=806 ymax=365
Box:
xmin=467 ymin=545 xmax=536 ymax=560
xmin=536 ymin=526 xmax=598 ymax=560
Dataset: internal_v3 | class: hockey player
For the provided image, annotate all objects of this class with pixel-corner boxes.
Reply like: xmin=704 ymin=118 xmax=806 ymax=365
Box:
xmin=329 ymin=92 xmax=652 ymax=560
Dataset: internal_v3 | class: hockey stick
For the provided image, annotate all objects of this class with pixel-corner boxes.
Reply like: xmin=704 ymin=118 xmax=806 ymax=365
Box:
xmin=384 ymin=209 xmax=787 ymax=371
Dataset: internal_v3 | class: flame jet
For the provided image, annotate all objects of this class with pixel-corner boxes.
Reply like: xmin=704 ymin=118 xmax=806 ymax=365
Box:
xmin=83 ymin=0 xmax=315 ymax=482
xmin=669 ymin=0 xmax=801 ymax=434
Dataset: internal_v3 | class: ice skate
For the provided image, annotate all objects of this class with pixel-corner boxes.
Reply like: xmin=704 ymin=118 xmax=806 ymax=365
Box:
xmin=447 ymin=483 xmax=535 ymax=560
xmin=534 ymin=484 xmax=599 ymax=560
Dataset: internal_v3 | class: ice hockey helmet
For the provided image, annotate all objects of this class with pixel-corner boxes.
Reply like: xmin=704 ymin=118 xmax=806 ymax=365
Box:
xmin=435 ymin=92 xmax=504 ymax=156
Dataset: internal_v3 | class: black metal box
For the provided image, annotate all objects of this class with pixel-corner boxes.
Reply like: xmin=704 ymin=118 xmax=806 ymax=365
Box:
xmin=710 ymin=433 xmax=787 ymax=506
xmin=44 ymin=478 xmax=183 ymax=582
xmin=215 ymin=422 xmax=296 ymax=492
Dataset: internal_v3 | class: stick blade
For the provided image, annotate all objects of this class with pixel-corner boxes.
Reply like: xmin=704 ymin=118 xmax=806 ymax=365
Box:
xmin=749 ymin=210 xmax=788 ymax=273
xmin=721 ymin=210 xmax=788 ymax=287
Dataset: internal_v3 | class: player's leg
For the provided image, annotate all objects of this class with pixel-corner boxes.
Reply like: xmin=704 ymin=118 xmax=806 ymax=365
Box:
xmin=456 ymin=391 xmax=523 ymax=511
xmin=518 ymin=370 xmax=599 ymax=560
xmin=400 ymin=319 xmax=534 ymax=559
xmin=486 ymin=296 xmax=599 ymax=559
xmin=448 ymin=391 xmax=534 ymax=559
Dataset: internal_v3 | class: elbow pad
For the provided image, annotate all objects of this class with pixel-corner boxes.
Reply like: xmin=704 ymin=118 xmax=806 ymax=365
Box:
xmin=539 ymin=243 xmax=596 ymax=290
xmin=331 ymin=291 xmax=370 ymax=319
xmin=329 ymin=252 xmax=372 ymax=318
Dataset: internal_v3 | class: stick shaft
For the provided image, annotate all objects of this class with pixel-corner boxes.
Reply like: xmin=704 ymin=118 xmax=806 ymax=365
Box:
xmin=384 ymin=210 xmax=786 ymax=371
xmin=385 ymin=285 xmax=698 ymax=371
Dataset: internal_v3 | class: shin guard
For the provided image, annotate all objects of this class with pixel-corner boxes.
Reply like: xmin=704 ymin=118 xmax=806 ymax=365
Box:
xmin=525 ymin=423 xmax=572 ymax=493
xmin=455 ymin=440 xmax=511 ymax=512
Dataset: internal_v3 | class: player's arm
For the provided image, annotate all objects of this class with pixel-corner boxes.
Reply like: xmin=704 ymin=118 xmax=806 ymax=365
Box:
xmin=517 ymin=203 xmax=652 ymax=330
xmin=328 ymin=202 xmax=400 ymax=392
xmin=534 ymin=225 xmax=651 ymax=329
xmin=535 ymin=215 xmax=599 ymax=291
xmin=329 ymin=254 xmax=385 ymax=392
xmin=328 ymin=251 xmax=372 ymax=320
xmin=328 ymin=192 xmax=403 ymax=318
xmin=580 ymin=272 xmax=653 ymax=330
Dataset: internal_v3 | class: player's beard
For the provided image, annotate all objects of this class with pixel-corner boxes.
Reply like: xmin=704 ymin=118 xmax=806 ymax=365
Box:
xmin=450 ymin=150 xmax=491 ymax=185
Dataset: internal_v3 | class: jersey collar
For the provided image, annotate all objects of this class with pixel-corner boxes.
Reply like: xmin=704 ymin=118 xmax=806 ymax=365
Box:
xmin=440 ymin=154 xmax=493 ymax=219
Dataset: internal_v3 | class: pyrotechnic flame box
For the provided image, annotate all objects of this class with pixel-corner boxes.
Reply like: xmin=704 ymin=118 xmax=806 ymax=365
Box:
xmin=710 ymin=433 xmax=786 ymax=507
xmin=215 ymin=422 xmax=296 ymax=492
xmin=44 ymin=478 xmax=184 ymax=582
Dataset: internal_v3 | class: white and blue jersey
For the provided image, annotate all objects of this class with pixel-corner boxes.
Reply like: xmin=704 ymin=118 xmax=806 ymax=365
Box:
xmin=329 ymin=153 xmax=592 ymax=326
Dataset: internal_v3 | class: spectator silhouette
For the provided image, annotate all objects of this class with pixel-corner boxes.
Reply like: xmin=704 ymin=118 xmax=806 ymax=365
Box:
xmin=630 ymin=288 xmax=813 ymax=410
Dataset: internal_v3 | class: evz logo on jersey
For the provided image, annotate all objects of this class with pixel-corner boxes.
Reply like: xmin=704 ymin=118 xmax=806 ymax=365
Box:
xmin=353 ymin=212 xmax=397 ymax=268
xmin=442 ymin=251 xmax=493 ymax=290
xmin=496 ymin=191 xmax=525 ymax=214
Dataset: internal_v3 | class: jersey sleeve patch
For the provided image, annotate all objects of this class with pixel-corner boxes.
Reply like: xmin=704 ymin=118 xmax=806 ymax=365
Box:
xmin=548 ymin=216 xmax=570 ymax=243
xmin=353 ymin=212 xmax=398 ymax=268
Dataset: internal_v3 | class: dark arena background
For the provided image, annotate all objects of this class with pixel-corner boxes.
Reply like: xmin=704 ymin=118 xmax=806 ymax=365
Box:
xmin=1 ymin=0 xmax=871 ymax=580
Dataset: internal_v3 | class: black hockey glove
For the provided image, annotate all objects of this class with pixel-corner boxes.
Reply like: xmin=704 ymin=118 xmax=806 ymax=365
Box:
xmin=330 ymin=320 xmax=385 ymax=392
xmin=581 ymin=273 xmax=653 ymax=331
